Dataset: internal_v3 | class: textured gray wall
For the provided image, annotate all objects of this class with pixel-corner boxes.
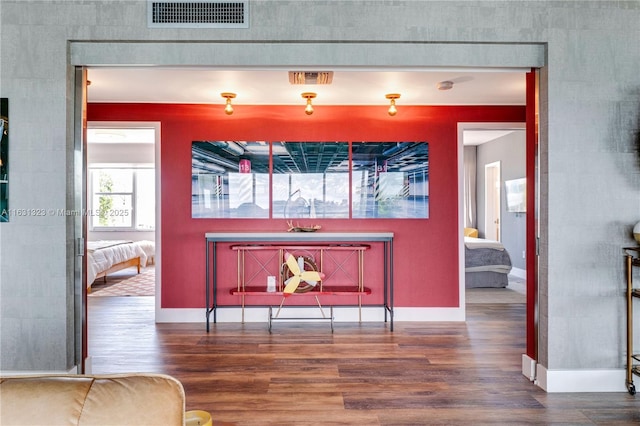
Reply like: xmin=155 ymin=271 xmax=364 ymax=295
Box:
xmin=1 ymin=1 xmax=639 ymax=381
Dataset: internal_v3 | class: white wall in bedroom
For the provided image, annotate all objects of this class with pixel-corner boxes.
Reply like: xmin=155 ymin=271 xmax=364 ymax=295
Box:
xmin=87 ymin=142 xmax=155 ymax=242
xmin=87 ymin=143 xmax=154 ymax=165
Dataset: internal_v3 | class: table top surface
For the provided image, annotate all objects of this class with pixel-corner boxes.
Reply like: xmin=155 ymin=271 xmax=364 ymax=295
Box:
xmin=205 ymin=232 xmax=394 ymax=242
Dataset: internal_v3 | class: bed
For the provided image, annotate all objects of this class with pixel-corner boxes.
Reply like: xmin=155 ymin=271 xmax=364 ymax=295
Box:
xmin=87 ymin=240 xmax=150 ymax=288
xmin=464 ymin=237 xmax=512 ymax=288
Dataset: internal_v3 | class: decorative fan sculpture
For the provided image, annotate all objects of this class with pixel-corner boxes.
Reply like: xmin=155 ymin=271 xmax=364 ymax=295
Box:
xmin=282 ymin=252 xmax=324 ymax=296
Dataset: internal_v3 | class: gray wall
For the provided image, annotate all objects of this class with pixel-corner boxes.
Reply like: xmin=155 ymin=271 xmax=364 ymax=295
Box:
xmin=477 ymin=131 xmax=527 ymax=270
xmin=1 ymin=1 xmax=639 ymax=389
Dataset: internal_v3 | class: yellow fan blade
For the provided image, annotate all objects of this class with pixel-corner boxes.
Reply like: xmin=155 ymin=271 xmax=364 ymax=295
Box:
xmin=300 ymin=271 xmax=322 ymax=282
xmin=283 ymin=275 xmax=301 ymax=294
xmin=285 ymin=252 xmax=300 ymax=275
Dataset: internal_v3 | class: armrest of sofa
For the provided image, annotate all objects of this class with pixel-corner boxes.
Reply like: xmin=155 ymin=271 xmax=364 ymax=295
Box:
xmin=0 ymin=373 xmax=186 ymax=426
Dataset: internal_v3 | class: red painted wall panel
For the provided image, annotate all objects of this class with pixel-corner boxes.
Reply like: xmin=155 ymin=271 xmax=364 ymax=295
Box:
xmin=525 ymin=70 xmax=538 ymax=357
xmin=88 ymin=103 xmax=525 ymax=309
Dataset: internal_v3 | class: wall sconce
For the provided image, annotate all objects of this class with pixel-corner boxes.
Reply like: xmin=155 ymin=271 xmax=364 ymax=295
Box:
xmin=301 ymin=92 xmax=316 ymax=115
xmin=220 ymin=92 xmax=236 ymax=115
xmin=385 ymin=94 xmax=400 ymax=116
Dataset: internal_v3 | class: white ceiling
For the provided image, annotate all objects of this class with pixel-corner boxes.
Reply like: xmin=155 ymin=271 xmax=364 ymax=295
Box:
xmin=86 ymin=67 xmax=527 ymax=144
xmin=462 ymin=129 xmax=522 ymax=146
xmin=87 ymin=67 xmax=526 ymax=106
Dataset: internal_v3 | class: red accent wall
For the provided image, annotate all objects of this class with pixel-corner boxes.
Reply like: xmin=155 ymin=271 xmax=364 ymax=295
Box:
xmin=525 ymin=70 xmax=538 ymax=357
xmin=87 ymin=104 xmax=525 ymax=309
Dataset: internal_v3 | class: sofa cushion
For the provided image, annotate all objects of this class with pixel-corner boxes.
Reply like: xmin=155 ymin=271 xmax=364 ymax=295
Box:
xmin=0 ymin=376 xmax=93 ymax=425
xmin=0 ymin=374 xmax=185 ymax=426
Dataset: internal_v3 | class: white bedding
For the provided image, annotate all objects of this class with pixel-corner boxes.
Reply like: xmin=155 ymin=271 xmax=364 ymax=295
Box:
xmin=464 ymin=237 xmax=505 ymax=250
xmin=87 ymin=240 xmax=148 ymax=285
xmin=465 ymin=265 xmax=512 ymax=273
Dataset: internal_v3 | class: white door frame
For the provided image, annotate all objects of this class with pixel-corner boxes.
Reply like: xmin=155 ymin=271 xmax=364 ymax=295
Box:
xmin=81 ymin=119 xmax=161 ymax=373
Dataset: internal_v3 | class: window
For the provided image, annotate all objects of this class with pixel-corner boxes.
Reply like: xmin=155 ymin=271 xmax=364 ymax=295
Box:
xmin=90 ymin=168 xmax=155 ymax=230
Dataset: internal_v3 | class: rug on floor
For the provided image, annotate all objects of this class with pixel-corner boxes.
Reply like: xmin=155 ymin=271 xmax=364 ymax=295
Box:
xmin=89 ymin=268 xmax=155 ymax=297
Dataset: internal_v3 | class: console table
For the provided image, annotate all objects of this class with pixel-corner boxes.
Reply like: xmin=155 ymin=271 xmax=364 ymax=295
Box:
xmin=205 ymin=232 xmax=394 ymax=332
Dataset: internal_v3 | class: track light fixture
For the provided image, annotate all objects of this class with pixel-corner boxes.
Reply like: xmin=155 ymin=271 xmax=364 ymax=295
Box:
xmin=220 ymin=92 xmax=236 ymax=115
xmin=301 ymin=92 xmax=316 ymax=115
xmin=386 ymin=94 xmax=400 ymax=116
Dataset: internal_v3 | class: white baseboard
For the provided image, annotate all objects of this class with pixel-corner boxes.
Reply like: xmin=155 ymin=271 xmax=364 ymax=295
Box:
xmin=522 ymin=354 xmax=536 ymax=381
xmin=535 ymin=363 xmax=628 ymax=392
xmin=510 ymin=267 xmax=526 ymax=279
xmin=155 ymin=306 xmax=466 ymax=323
xmin=393 ymin=307 xmax=465 ymax=321
xmin=156 ymin=308 xmax=203 ymax=322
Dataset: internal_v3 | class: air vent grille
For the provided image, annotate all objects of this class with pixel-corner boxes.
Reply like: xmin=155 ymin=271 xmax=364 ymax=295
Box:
xmin=148 ymin=1 xmax=249 ymax=28
xmin=289 ymin=71 xmax=334 ymax=85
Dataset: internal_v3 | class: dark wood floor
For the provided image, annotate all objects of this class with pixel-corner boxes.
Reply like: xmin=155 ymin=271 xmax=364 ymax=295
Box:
xmin=88 ymin=297 xmax=639 ymax=425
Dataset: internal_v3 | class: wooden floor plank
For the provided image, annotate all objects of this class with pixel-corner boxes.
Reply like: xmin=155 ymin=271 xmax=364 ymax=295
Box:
xmin=88 ymin=297 xmax=639 ymax=425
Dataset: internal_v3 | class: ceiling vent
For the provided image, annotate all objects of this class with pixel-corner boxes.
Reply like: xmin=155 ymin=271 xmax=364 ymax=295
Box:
xmin=148 ymin=1 xmax=249 ymax=28
xmin=288 ymin=71 xmax=334 ymax=85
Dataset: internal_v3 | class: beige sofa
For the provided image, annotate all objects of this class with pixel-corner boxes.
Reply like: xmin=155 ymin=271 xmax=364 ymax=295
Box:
xmin=0 ymin=373 xmax=186 ymax=426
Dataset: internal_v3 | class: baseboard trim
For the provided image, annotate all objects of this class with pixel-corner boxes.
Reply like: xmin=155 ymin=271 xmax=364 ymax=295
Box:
xmin=510 ymin=267 xmax=526 ymax=279
xmin=155 ymin=307 xmax=466 ymax=323
xmin=522 ymin=354 xmax=536 ymax=381
xmin=535 ymin=363 xmax=628 ymax=392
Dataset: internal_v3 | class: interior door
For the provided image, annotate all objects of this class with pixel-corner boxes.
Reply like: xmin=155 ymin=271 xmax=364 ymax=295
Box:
xmin=73 ymin=67 xmax=88 ymax=373
xmin=484 ymin=161 xmax=501 ymax=241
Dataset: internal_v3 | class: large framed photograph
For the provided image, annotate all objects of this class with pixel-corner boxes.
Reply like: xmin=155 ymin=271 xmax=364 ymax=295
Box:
xmin=192 ymin=141 xmax=270 ymax=218
xmin=191 ymin=140 xmax=429 ymax=219
xmin=351 ymin=142 xmax=429 ymax=219
xmin=271 ymin=141 xmax=349 ymax=219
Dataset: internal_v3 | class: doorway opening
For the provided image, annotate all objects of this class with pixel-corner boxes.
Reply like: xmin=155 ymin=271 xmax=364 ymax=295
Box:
xmin=85 ymin=122 xmax=159 ymax=303
xmin=72 ymin=52 xmax=544 ymax=372
xmin=461 ymin=126 xmax=527 ymax=307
